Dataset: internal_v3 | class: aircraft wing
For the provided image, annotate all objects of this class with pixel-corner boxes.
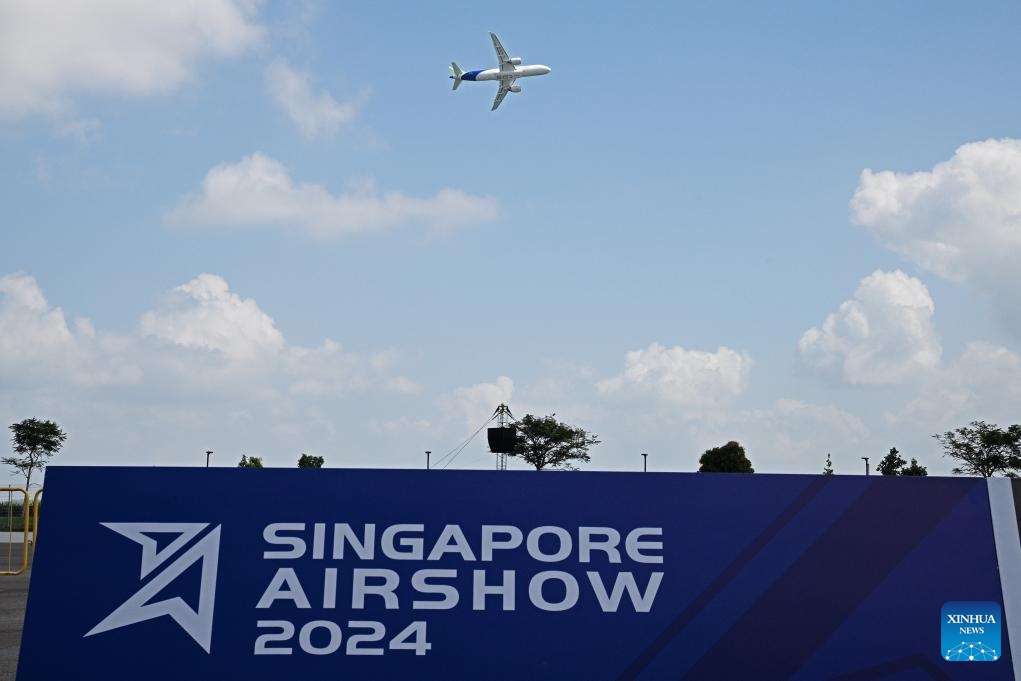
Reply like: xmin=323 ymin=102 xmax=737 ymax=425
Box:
xmin=490 ymin=32 xmax=512 ymax=69
xmin=491 ymin=77 xmax=514 ymax=111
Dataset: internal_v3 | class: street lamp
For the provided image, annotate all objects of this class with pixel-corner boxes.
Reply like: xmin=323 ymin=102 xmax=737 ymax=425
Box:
xmin=641 ymin=452 xmax=648 ymax=472
xmin=426 ymin=451 xmax=431 ymax=470
xmin=206 ymin=450 xmax=213 ymax=468
xmin=861 ymin=456 xmax=869 ymax=476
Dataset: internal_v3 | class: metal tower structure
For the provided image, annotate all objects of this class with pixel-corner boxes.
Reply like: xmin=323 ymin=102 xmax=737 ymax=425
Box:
xmin=493 ymin=404 xmax=514 ymax=471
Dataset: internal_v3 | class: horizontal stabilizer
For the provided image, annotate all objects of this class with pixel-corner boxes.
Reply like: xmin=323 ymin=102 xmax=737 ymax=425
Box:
xmin=450 ymin=62 xmax=463 ymax=91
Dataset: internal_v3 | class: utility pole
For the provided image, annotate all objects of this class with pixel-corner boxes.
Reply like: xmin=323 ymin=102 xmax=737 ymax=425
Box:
xmin=425 ymin=450 xmax=431 ymax=470
xmin=861 ymin=456 xmax=870 ymax=476
xmin=206 ymin=450 xmax=213 ymax=468
xmin=641 ymin=452 xmax=648 ymax=472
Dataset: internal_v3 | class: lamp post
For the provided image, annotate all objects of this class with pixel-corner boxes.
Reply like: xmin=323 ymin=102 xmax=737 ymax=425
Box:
xmin=426 ymin=450 xmax=431 ymax=470
xmin=861 ymin=456 xmax=869 ymax=476
xmin=206 ymin=450 xmax=213 ymax=468
xmin=641 ymin=452 xmax=648 ymax=473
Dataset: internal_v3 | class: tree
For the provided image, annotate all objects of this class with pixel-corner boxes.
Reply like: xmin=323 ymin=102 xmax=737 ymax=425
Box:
xmin=698 ymin=441 xmax=754 ymax=473
xmin=822 ymin=453 xmax=834 ymax=475
xmin=5 ymin=418 xmax=67 ymax=490
xmin=934 ymin=421 xmax=1021 ymax=477
xmin=876 ymin=447 xmax=928 ymax=477
xmin=510 ymin=414 xmax=599 ymax=471
xmin=900 ymin=458 xmax=928 ymax=476
xmin=298 ymin=453 xmax=325 ymax=468
xmin=238 ymin=455 xmax=264 ymax=468
xmin=876 ymin=447 xmax=906 ymax=476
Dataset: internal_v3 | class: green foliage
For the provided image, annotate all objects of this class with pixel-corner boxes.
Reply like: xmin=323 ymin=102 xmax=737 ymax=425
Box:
xmin=510 ymin=414 xmax=599 ymax=471
xmin=876 ymin=447 xmax=906 ymax=476
xmin=0 ymin=498 xmax=39 ymax=532
xmin=298 ymin=453 xmax=325 ymax=468
xmin=698 ymin=441 xmax=754 ymax=473
xmin=5 ymin=418 xmax=67 ymax=489
xmin=900 ymin=458 xmax=928 ymax=476
xmin=822 ymin=453 xmax=834 ymax=475
xmin=875 ymin=447 xmax=928 ymax=476
xmin=238 ymin=455 xmax=264 ymax=468
xmin=934 ymin=421 xmax=1021 ymax=477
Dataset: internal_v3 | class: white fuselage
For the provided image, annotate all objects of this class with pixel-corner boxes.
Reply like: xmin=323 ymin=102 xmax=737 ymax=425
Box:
xmin=464 ymin=64 xmax=552 ymax=81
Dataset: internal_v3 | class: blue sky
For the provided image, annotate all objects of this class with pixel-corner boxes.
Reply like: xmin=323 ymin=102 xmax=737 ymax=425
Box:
xmin=3 ymin=0 xmax=1021 ymax=482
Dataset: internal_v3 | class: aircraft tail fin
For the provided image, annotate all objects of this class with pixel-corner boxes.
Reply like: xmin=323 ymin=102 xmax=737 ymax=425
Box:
xmin=450 ymin=62 xmax=464 ymax=91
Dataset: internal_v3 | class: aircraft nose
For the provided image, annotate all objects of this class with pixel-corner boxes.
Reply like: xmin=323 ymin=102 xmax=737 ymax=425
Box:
xmin=543 ymin=66 xmax=552 ymax=75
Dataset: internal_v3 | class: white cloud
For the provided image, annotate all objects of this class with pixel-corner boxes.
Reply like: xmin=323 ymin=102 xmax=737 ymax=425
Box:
xmin=0 ymin=273 xmax=73 ymax=354
xmin=681 ymin=398 xmax=869 ymax=473
xmin=266 ymin=59 xmax=359 ymax=139
xmin=140 ymin=273 xmax=284 ymax=360
xmin=10 ymin=274 xmax=1011 ymax=480
xmin=597 ymin=343 xmax=751 ymax=407
xmin=0 ymin=271 xmax=452 ymax=482
xmin=766 ymin=399 xmax=870 ymax=452
xmin=511 ymin=363 xmax=601 ymax=423
xmin=0 ymin=1 xmax=263 ymax=119
xmin=279 ymin=340 xmax=366 ymax=397
xmin=445 ymin=376 xmax=514 ymax=428
xmin=0 ymin=271 xmax=398 ymax=399
xmin=798 ymin=270 xmax=941 ymax=385
xmin=955 ymin=341 xmax=1021 ymax=395
xmin=0 ymin=273 xmax=140 ymax=387
xmin=887 ymin=341 xmax=1021 ymax=427
xmin=852 ymin=139 xmax=1021 ymax=332
xmin=167 ymin=153 xmax=500 ymax=236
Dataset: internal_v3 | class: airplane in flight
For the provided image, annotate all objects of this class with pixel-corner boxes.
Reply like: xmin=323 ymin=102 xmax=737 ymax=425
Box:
xmin=450 ymin=33 xmax=551 ymax=111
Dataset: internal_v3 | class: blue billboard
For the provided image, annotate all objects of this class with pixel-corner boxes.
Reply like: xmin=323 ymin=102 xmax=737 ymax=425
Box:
xmin=17 ymin=467 xmax=1018 ymax=679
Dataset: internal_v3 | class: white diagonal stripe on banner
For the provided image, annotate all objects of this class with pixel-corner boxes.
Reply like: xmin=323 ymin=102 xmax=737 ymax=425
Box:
xmin=987 ymin=478 xmax=1021 ymax=680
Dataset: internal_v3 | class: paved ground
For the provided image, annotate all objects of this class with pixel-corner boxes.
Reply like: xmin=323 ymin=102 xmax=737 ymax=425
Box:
xmin=0 ymin=545 xmax=31 ymax=681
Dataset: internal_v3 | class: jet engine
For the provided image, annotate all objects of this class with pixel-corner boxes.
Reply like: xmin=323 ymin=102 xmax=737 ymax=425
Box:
xmin=509 ymin=85 xmax=522 ymax=93
xmin=509 ymin=57 xmax=522 ymax=65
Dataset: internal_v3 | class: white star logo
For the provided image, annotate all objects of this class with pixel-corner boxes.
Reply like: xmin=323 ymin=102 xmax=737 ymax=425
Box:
xmin=84 ymin=523 xmax=221 ymax=652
